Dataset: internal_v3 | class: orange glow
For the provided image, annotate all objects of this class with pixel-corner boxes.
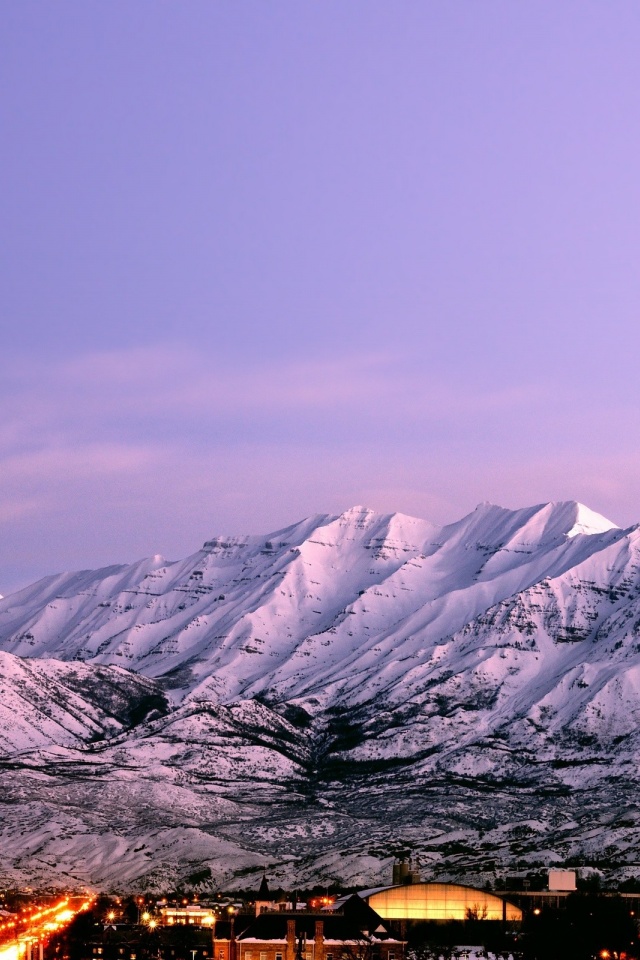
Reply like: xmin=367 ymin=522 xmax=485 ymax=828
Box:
xmin=0 ymin=944 xmax=20 ymax=960
xmin=0 ymin=895 xmax=90 ymax=955
xmin=368 ymin=882 xmax=522 ymax=922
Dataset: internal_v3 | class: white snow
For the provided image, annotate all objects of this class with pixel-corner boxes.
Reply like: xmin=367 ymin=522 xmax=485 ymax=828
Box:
xmin=0 ymin=500 xmax=639 ymax=891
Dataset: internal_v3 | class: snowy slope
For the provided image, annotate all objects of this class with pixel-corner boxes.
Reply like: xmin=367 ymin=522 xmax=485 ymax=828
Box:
xmin=0 ymin=651 xmax=167 ymax=753
xmin=1 ymin=501 xmax=640 ymax=892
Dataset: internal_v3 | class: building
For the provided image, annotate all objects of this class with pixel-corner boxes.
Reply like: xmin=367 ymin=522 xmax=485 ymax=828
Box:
xmin=361 ymin=883 xmax=522 ymax=922
xmin=391 ymin=861 xmax=421 ymax=886
xmin=159 ymin=905 xmax=215 ymax=927
xmin=87 ymin=923 xmax=219 ymax=960
xmin=548 ymin=870 xmax=577 ymax=892
xmin=255 ymin=876 xmax=277 ymax=917
xmin=236 ymin=900 xmax=404 ymax=960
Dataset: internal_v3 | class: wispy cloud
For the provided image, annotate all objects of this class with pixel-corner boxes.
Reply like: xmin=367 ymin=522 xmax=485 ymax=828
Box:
xmin=1 ymin=344 xmax=639 ymax=593
xmin=1 ymin=343 xmax=546 ymax=443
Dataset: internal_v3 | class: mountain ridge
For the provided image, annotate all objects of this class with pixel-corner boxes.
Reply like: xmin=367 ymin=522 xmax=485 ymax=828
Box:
xmin=1 ymin=499 xmax=639 ymax=892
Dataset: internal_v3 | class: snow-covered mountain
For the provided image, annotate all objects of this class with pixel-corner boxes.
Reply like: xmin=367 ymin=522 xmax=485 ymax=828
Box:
xmin=1 ymin=501 xmax=640 ymax=892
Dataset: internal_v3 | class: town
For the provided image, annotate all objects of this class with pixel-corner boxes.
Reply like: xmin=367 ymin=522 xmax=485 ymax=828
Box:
xmin=2 ymin=866 xmax=639 ymax=960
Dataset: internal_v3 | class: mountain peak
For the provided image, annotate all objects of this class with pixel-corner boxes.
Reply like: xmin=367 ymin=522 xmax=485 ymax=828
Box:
xmin=339 ymin=504 xmax=375 ymax=518
xmin=559 ymin=501 xmax=619 ymax=538
xmin=469 ymin=499 xmax=618 ymax=541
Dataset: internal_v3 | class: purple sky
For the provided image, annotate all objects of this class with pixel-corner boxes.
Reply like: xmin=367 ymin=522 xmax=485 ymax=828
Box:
xmin=3 ymin=2 xmax=640 ymax=593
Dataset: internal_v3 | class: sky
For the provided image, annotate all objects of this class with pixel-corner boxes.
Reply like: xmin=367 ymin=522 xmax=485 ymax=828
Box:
xmin=2 ymin=2 xmax=640 ymax=593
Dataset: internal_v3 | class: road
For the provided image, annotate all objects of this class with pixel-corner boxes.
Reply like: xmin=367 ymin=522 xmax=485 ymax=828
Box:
xmin=0 ymin=897 xmax=93 ymax=960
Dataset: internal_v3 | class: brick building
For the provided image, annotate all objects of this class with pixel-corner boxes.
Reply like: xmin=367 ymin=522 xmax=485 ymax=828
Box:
xmin=235 ymin=899 xmax=404 ymax=960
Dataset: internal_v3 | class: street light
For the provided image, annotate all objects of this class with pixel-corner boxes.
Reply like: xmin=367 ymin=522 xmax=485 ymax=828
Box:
xmin=209 ymin=911 xmax=217 ymax=960
xmin=227 ymin=906 xmax=236 ymax=960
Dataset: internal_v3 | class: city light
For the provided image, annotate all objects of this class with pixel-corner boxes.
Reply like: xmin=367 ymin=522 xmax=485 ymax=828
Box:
xmin=0 ymin=895 xmax=91 ymax=960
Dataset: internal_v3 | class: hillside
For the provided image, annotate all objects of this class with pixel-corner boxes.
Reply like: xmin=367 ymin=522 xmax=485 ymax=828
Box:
xmin=1 ymin=501 xmax=639 ymax=892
